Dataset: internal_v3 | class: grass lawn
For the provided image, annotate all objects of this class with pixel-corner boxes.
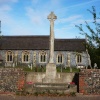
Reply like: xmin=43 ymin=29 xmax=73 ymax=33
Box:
xmin=56 ymin=67 xmax=79 ymax=73
xmin=0 ymin=65 xmax=79 ymax=73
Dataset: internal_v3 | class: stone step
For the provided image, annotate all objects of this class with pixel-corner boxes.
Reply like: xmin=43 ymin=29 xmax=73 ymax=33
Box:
xmin=25 ymin=83 xmax=77 ymax=93
xmin=33 ymin=83 xmax=70 ymax=91
xmin=33 ymin=87 xmax=69 ymax=90
xmin=34 ymin=83 xmax=69 ymax=86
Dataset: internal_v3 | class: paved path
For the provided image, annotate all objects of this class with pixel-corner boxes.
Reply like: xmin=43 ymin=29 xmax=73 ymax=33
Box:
xmin=0 ymin=95 xmax=100 ymax=100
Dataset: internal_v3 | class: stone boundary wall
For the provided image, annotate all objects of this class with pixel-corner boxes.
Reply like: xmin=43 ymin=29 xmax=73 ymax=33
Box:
xmin=0 ymin=69 xmax=75 ymax=94
xmin=1 ymin=68 xmax=99 ymax=95
xmin=79 ymin=69 xmax=100 ymax=95
xmin=0 ymin=68 xmax=25 ymax=93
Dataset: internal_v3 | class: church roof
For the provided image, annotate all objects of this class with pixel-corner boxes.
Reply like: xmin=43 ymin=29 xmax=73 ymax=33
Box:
xmin=55 ymin=39 xmax=86 ymax=51
xmin=0 ymin=36 xmax=86 ymax=51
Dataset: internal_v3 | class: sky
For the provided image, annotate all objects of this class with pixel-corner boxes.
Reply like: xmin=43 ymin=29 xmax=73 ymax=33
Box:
xmin=0 ymin=0 xmax=100 ymax=39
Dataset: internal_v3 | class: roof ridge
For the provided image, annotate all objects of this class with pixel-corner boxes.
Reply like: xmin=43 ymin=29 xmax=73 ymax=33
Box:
xmin=2 ymin=35 xmax=49 ymax=38
xmin=55 ymin=39 xmax=85 ymax=41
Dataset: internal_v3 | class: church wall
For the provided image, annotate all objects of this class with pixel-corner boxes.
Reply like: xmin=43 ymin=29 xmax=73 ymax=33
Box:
xmin=15 ymin=50 xmax=50 ymax=67
xmin=81 ymin=52 xmax=89 ymax=66
xmin=54 ymin=51 xmax=89 ymax=67
xmin=17 ymin=50 xmax=33 ymax=64
xmin=70 ymin=52 xmax=89 ymax=67
xmin=54 ymin=51 xmax=67 ymax=67
xmin=0 ymin=50 xmax=89 ymax=67
xmin=54 ymin=51 xmax=76 ymax=67
xmin=35 ymin=50 xmax=49 ymax=67
xmin=70 ymin=52 xmax=76 ymax=67
xmin=0 ymin=50 xmax=6 ymax=62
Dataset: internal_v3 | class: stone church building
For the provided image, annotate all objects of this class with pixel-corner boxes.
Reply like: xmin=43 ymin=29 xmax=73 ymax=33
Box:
xmin=0 ymin=12 xmax=90 ymax=68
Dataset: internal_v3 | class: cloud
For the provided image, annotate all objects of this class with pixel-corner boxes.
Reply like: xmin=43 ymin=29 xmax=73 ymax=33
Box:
xmin=0 ymin=0 xmax=18 ymax=11
xmin=72 ymin=17 xmax=100 ymax=26
xmin=55 ymin=13 xmax=97 ymax=38
xmin=56 ymin=12 xmax=99 ymax=29
xmin=25 ymin=0 xmax=63 ymax=25
xmin=0 ymin=5 xmax=12 ymax=11
xmin=58 ymin=0 xmax=100 ymax=11
xmin=25 ymin=6 xmax=49 ymax=25
xmin=0 ymin=0 xmax=19 ymax=35
xmin=0 ymin=0 xmax=17 ymax=25
xmin=0 ymin=0 xmax=99 ymax=37
xmin=51 ymin=0 xmax=60 ymax=7
xmin=55 ymin=27 xmax=72 ymax=32
xmin=57 ymin=15 xmax=82 ymax=23
xmin=0 ymin=9 xmax=17 ymax=35
xmin=31 ymin=0 xmax=39 ymax=4
xmin=9 ymin=24 xmax=34 ymax=35
xmin=0 ymin=0 xmax=18 ymax=4
xmin=26 ymin=7 xmax=42 ymax=24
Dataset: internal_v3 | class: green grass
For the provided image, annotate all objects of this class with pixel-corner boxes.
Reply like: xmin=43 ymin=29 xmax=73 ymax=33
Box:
xmin=56 ymin=67 xmax=79 ymax=73
xmin=15 ymin=66 xmax=46 ymax=72
xmin=0 ymin=66 xmax=46 ymax=72
xmin=0 ymin=65 xmax=79 ymax=73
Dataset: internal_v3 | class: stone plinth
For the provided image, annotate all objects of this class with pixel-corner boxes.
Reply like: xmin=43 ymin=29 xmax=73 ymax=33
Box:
xmin=25 ymin=72 xmax=76 ymax=93
xmin=43 ymin=63 xmax=57 ymax=83
xmin=26 ymin=72 xmax=75 ymax=84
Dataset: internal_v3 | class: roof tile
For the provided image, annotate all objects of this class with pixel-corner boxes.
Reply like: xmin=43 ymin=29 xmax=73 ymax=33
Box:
xmin=0 ymin=36 xmax=86 ymax=51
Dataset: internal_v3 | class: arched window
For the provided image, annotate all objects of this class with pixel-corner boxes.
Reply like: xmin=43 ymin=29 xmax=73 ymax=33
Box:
xmin=6 ymin=51 xmax=13 ymax=62
xmin=39 ymin=51 xmax=47 ymax=63
xmin=77 ymin=54 xmax=82 ymax=63
xmin=22 ymin=51 xmax=29 ymax=62
xmin=57 ymin=54 xmax=63 ymax=64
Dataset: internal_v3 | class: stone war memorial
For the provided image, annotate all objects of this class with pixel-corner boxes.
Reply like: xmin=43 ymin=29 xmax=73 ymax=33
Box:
xmin=0 ymin=12 xmax=100 ymax=96
xmin=26 ymin=12 xmax=77 ymax=94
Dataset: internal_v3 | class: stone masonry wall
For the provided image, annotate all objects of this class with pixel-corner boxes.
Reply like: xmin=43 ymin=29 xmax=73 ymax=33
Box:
xmin=0 ymin=50 xmax=89 ymax=67
xmin=79 ymin=69 xmax=100 ymax=95
xmin=0 ymin=68 xmax=25 ymax=93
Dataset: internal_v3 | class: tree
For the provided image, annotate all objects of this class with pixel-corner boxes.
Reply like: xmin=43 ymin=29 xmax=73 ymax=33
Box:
xmin=75 ymin=6 xmax=100 ymax=68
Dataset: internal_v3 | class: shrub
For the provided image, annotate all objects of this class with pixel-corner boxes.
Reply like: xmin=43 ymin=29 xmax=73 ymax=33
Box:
xmin=70 ymin=92 xmax=76 ymax=96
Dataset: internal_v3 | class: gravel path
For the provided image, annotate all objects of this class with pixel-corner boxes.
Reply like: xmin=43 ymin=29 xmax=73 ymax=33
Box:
xmin=0 ymin=95 xmax=100 ymax=100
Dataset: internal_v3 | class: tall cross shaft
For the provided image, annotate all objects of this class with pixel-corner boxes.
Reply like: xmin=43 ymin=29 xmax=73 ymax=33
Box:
xmin=48 ymin=12 xmax=57 ymax=63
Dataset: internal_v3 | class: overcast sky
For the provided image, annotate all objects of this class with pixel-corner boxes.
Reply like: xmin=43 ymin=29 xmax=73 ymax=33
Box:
xmin=0 ymin=0 xmax=100 ymax=38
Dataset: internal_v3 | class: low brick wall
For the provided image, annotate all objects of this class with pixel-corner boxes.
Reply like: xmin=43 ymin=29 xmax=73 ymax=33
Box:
xmin=79 ymin=69 xmax=100 ymax=95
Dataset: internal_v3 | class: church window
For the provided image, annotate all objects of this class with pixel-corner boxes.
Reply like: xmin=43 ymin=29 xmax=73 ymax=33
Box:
xmin=39 ymin=51 xmax=47 ymax=63
xmin=6 ymin=51 xmax=13 ymax=62
xmin=57 ymin=54 xmax=63 ymax=64
xmin=22 ymin=51 xmax=29 ymax=62
xmin=77 ymin=54 xmax=82 ymax=63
